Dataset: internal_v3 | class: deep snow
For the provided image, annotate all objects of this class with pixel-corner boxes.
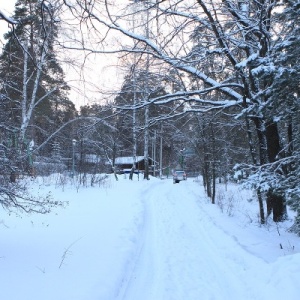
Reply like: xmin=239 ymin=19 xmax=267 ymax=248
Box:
xmin=1 ymin=174 xmax=300 ymax=300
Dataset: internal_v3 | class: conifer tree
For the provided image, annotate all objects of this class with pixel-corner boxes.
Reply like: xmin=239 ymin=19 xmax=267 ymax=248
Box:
xmin=272 ymin=0 xmax=300 ymax=233
xmin=0 ymin=0 xmax=75 ymax=169
xmin=0 ymin=0 xmax=73 ymax=212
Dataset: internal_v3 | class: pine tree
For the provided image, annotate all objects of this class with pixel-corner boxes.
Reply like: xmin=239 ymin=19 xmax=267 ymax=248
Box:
xmin=271 ymin=0 xmax=300 ymax=233
xmin=0 ymin=0 xmax=74 ymax=164
xmin=0 ymin=0 xmax=73 ymax=212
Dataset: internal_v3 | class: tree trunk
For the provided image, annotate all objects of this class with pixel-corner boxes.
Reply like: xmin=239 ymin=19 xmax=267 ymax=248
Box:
xmin=202 ymin=167 xmax=207 ymax=193
xmin=206 ymin=176 xmax=211 ymax=198
xmin=272 ymin=192 xmax=286 ymax=222
xmin=265 ymin=121 xmax=287 ymax=222
xmin=205 ymin=163 xmax=212 ymax=198
xmin=212 ymin=163 xmax=216 ymax=204
xmin=266 ymin=122 xmax=281 ymax=162
xmin=211 ymin=123 xmax=216 ymax=204
xmin=257 ymin=189 xmax=265 ymax=224
xmin=253 ymin=117 xmax=268 ymax=223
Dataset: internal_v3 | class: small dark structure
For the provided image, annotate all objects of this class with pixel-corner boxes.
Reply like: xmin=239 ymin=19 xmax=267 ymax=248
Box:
xmin=114 ymin=156 xmax=155 ymax=174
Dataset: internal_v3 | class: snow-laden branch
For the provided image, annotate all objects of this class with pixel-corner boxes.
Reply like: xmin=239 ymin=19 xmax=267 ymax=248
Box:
xmin=61 ymin=1 xmax=244 ymax=103
xmin=0 ymin=10 xmax=18 ymax=25
xmin=114 ymin=86 xmax=245 ymax=112
xmin=223 ymin=0 xmax=273 ymax=39
xmin=35 ymin=116 xmax=117 ymax=153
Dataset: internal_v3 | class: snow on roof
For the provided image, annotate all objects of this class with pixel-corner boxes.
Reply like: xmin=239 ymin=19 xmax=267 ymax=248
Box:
xmin=115 ymin=156 xmax=145 ymax=165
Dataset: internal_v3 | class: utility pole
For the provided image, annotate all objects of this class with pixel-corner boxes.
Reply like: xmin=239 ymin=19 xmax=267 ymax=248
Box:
xmin=129 ymin=0 xmax=154 ymax=180
xmin=160 ymin=124 xmax=163 ymax=178
xmin=71 ymin=139 xmax=76 ymax=178
xmin=143 ymin=0 xmax=150 ymax=180
xmin=129 ymin=0 xmax=138 ymax=180
xmin=152 ymin=130 xmax=157 ymax=177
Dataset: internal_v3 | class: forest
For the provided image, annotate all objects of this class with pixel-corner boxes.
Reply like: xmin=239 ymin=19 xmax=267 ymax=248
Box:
xmin=0 ymin=0 xmax=300 ymax=233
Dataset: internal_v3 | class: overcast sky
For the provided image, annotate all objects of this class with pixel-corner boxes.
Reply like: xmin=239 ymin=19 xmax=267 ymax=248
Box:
xmin=0 ymin=1 xmax=123 ymax=108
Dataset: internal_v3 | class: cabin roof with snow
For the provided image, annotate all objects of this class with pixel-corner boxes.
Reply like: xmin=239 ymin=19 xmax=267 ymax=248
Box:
xmin=115 ymin=156 xmax=145 ymax=165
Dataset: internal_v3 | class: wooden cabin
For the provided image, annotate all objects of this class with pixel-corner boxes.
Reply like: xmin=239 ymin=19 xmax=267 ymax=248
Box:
xmin=114 ymin=156 xmax=155 ymax=174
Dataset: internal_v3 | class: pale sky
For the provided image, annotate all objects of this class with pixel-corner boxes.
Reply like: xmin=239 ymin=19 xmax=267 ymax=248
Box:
xmin=0 ymin=0 xmax=122 ymax=109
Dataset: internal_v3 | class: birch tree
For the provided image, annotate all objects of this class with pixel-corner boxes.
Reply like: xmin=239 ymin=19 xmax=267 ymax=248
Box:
xmin=0 ymin=0 xmax=73 ymax=212
xmin=0 ymin=0 xmax=73 ymax=155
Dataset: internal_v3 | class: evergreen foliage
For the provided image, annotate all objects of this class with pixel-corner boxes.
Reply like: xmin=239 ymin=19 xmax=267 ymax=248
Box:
xmin=0 ymin=0 xmax=75 ymax=212
xmin=272 ymin=1 xmax=300 ymax=233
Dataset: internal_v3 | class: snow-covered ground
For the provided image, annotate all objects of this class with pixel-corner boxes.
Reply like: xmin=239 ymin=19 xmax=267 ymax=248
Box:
xmin=1 ymin=174 xmax=300 ymax=300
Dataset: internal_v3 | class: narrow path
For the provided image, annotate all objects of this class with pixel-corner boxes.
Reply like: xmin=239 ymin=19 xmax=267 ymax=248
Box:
xmin=118 ymin=179 xmax=264 ymax=300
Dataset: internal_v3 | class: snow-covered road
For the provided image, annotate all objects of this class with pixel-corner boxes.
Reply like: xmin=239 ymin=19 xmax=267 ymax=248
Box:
xmin=117 ymin=179 xmax=298 ymax=300
xmin=2 ymin=175 xmax=299 ymax=300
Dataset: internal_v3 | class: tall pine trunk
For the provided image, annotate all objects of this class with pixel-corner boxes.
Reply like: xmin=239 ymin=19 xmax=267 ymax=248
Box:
xmin=265 ymin=121 xmax=287 ymax=222
xmin=253 ymin=117 xmax=268 ymax=224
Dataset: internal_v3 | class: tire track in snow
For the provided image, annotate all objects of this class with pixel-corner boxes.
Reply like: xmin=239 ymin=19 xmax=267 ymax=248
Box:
xmin=115 ymin=180 xmax=161 ymax=300
xmin=118 ymin=179 xmax=262 ymax=300
xmin=150 ymin=181 xmax=249 ymax=299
